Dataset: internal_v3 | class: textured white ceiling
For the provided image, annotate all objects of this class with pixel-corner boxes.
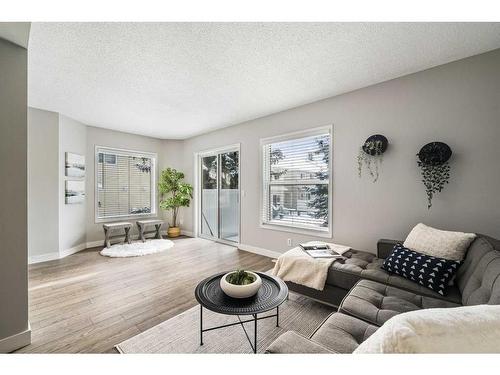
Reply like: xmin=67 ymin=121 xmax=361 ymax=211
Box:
xmin=28 ymin=23 xmax=500 ymax=139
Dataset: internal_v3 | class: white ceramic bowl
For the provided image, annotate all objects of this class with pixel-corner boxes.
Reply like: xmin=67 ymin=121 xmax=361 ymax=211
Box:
xmin=220 ymin=271 xmax=262 ymax=298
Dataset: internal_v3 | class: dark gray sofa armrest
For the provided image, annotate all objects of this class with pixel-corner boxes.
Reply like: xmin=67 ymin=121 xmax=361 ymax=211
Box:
xmin=377 ymin=239 xmax=400 ymax=259
xmin=265 ymin=331 xmax=336 ymax=354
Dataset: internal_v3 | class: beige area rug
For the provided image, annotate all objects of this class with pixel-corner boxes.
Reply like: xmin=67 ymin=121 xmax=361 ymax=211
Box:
xmin=116 ymin=293 xmax=334 ymax=353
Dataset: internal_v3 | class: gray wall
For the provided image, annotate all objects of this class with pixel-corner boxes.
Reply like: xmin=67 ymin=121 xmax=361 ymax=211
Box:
xmin=28 ymin=108 xmax=59 ymax=260
xmin=0 ymin=38 xmax=30 ymax=351
xmin=159 ymin=139 xmax=188 ymax=227
xmin=59 ymin=115 xmax=87 ymax=252
xmin=180 ymin=49 xmax=500 ymax=254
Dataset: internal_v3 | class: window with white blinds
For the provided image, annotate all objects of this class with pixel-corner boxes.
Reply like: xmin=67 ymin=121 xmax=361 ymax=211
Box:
xmin=261 ymin=127 xmax=331 ymax=234
xmin=95 ymin=147 xmax=156 ymax=221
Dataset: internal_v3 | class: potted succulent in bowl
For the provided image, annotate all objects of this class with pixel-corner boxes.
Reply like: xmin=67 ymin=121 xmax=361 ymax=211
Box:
xmin=158 ymin=168 xmax=193 ymax=237
xmin=220 ymin=270 xmax=262 ymax=298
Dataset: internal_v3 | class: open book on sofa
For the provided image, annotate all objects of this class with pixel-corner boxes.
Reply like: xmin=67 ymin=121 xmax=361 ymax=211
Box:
xmin=299 ymin=242 xmax=350 ymax=259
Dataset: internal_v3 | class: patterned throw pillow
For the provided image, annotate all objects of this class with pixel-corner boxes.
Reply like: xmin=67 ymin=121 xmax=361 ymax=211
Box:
xmin=381 ymin=243 xmax=461 ymax=296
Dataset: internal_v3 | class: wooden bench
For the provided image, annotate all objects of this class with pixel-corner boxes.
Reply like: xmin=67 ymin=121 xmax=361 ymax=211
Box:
xmin=103 ymin=222 xmax=132 ymax=248
xmin=137 ymin=219 xmax=164 ymax=242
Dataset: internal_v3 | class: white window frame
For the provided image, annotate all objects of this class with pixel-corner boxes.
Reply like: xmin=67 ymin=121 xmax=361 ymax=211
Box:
xmin=260 ymin=125 xmax=333 ymax=238
xmin=94 ymin=145 xmax=157 ymax=223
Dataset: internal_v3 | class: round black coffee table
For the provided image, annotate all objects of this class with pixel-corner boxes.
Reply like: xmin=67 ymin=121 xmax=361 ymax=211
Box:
xmin=195 ymin=271 xmax=288 ymax=353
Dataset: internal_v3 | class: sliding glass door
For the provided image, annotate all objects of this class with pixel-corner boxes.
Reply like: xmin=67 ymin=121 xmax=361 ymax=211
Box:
xmin=201 ymin=155 xmax=218 ymax=239
xmin=219 ymin=151 xmax=239 ymax=242
xmin=199 ymin=147 xmax=240 ymax=243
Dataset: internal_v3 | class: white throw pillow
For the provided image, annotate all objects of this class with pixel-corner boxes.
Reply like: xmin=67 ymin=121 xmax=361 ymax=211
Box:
xmin=403 ymin=223 xmax=476 ymax=261
xmin=354 ymin=305 xmax=500 ymax=353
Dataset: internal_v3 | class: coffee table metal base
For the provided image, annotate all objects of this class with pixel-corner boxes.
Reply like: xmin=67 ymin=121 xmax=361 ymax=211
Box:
xmin=199 ymin=305 xmax=280 ymax=354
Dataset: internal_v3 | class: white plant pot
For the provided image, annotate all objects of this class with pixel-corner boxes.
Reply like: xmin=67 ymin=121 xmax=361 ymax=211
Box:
xmin=220 ymin=271 xmax=262 ymax=298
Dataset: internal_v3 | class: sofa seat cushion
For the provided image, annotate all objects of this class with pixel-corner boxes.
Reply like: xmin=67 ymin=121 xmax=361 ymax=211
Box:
xmin=327 ymin=249 xmax=462 ymax=304
xmin=327 ymin=250 xmax=386 ymax=289
xmin=386 ymin=273 xmax=462 ymax=304
xmin=265 ymin=331 xmax=335 ymax=354
xmin=310 ymin=312 xmax=378 ymax=353
xmin=339 ymin=280 xmax=461 ymax=326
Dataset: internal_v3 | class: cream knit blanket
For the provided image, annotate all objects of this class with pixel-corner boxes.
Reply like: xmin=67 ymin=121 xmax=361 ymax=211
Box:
xmin=272 ymin=244 xmax=340 ymax=291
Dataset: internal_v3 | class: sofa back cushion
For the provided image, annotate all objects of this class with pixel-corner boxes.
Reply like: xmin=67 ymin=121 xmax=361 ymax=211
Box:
xmin=403 ymin=223 xmax=476 ymax=261
xmin=456 ymin=235 xmax=500 ymax=305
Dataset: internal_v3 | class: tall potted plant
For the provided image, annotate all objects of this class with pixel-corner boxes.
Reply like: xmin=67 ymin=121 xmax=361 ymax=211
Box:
xmin=158 ymin=168 xmax=193 ymax=237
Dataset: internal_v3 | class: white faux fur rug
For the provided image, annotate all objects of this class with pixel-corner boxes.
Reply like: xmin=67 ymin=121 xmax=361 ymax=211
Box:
xmin=100 ymin=239 xmax=174 ymax=257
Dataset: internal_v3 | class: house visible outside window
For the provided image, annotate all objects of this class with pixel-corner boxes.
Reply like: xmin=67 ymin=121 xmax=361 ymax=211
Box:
xmin=261 ymin=127 xmax=332 ymax=235
xmin=98 ymin=153 xmax=116 ymax=165
xmin=95 ymin=146 xmax=157 ymax=221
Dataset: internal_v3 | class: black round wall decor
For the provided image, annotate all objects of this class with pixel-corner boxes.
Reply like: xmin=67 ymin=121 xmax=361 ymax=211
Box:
xmin=362 ymin=134 xmax=389 ymax=156
xmin=417 ymin=142 xmax=452 ymax=166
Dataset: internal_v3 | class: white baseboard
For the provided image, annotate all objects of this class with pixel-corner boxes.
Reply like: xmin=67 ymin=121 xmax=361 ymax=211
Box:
xmin=86 ymin=240 xmax=104 ymax=248
xmin=59 ymin=243 xmax=87 ymax=259
xmin=29 ymin=240 xmax=104 ymax=264
xmin=28 ymin=252 xmax=60 ymax=264
xmin=0 ymin=324 xmax=31 ymax=353
xmin=238 ymin=243 xmax=281 ymax=259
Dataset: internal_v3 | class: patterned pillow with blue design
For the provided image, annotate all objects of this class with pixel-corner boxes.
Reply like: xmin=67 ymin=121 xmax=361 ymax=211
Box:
xmin=381 ymin=243 xmax=461 ymax=296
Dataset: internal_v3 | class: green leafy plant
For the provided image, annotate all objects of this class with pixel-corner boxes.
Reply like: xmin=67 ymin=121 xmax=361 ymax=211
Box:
xmin=357 ymin=140 xmax=384 ymax=183
xmin=158 ymin=168 xmax=193 ymax=228
xmin=226 ymin=270 xmax=256 ymax=285
xmin=417 ymin=160 xmax=450 ymax=209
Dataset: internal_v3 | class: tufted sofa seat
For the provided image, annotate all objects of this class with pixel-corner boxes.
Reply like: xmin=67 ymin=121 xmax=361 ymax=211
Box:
xmin=310 ymin=312 xmax=378 ymax=352
xmin=338 ymin=279 xmax=460 ymax=326
xmin=327 ymin=249 xmax=462 ymax=304
xmin=266 ymin=312 xmax=378 ymax=354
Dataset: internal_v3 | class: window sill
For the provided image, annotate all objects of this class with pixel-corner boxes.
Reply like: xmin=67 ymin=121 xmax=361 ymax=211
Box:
xmin=260 ymin=222 xmax=332 ymax=238
xmin=95 ymin=213 xmax=158 ymax=224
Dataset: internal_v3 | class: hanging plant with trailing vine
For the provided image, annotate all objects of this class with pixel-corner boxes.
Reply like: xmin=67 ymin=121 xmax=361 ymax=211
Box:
xmin=417 ymin=142 xmax=452 ymax=209
xmin=357 ymin=134 xmax=388 ymax=183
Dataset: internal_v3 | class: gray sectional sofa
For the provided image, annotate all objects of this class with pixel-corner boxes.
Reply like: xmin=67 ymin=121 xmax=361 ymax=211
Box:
xmin=266 ymin=234 xmax=500 ymax=353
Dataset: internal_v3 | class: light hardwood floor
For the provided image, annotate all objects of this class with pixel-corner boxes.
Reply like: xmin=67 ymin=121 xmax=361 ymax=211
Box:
xmin=17 ymin=237 xmax=274 ymax=353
